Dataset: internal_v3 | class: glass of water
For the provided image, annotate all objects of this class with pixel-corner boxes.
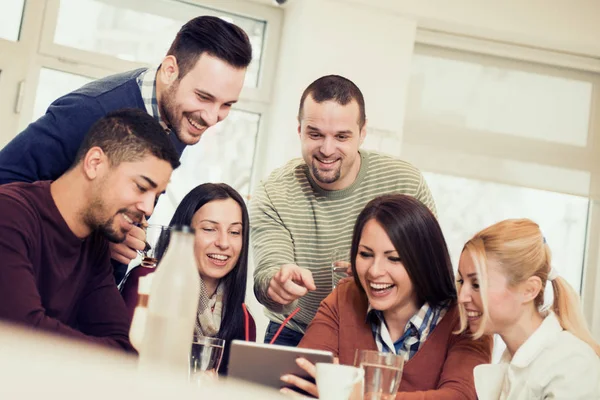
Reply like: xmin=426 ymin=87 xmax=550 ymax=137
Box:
xmin=189 ymin=335 xmax=225 ymax=384
xmin=354 ymin=350 xmax=404 ymax=400
xmin=331 ymin=248 xmax=352 ymax=288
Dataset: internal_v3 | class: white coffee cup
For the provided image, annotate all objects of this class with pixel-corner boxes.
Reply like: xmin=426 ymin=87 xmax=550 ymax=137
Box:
xmin=316 ymin=363 xmax=364 ymax=400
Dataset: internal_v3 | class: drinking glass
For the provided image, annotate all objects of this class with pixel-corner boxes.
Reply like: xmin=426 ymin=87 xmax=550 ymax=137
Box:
xmin=118 ymin=224 xmax=171 ymax=299
xmin=354 ymin=350 xmax=404 ymax=400
xmin=140 ymin=224 xmax=172 ymax=267
xmin=331 ymin=248 xmax=351 ymax=288
xmin=189 ymin=335 xmax=225 ymax=384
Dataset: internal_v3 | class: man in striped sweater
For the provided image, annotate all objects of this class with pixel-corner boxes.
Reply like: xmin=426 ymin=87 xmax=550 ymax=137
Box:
xmin=250 ymin=75 xmax=437 ymax=346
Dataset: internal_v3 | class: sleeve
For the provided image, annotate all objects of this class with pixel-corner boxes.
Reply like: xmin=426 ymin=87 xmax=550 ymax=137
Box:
xmin=0 ymin=195 xmax=133 ymax=352
xmin=76 ymin=237 xmax=135 ymax=352
xmin=250 ymin=180 xmax=298 ymax=314
xmin=396 ymin=333 xmax=493 ymax=400
xmin=297 ymin=291 xmax=340 ymax=357
xmin=415 ymin=171 xmax=437 ymax=218
xmin=0 ymin=94 xmax=105 ymax=184
xmin=541 ymin=351 xmax=600 ymax=399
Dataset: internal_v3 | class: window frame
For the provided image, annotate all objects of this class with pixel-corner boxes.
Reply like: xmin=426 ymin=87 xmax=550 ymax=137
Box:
xmin=0 ymin=41 xmax=28 ymax=147
xmin=0 ymin=0 xmax=47 ymax=146
xmin=405 ymin=31 xmax=600 ymax=338
xmin=37 ymin=0 xmax=281 ymax=103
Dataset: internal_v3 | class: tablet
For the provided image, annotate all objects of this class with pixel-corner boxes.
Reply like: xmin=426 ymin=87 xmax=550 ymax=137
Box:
xmin=227 ymin=340 xmax=334 ymax=390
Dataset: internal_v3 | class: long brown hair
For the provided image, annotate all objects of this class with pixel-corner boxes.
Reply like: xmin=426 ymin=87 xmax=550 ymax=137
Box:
xmin=350 ymin=194 xmax=456 ymax=307
xmin=456 ymin=218 xmax=600 ymax=356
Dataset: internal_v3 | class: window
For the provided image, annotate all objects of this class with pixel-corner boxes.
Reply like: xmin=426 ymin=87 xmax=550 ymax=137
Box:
xmin=50 ymin=0 xmax=268 ymax=87
xmin=401 ymin=39 xmax=600 ymax=333
xmin=403 ymin=44 xmax=598 ymax=289
xmin=33 ymin=68 xmax=93 ymax=120
xmin=151 ymin=109 xmax=261 ymax=225
xmin=424 ymin=171 xmax=588 ymax=292
xmin=0 ymin=0 xmax=25 ymax=42
xmin=408 ymin=54 xmax=593 ymax=147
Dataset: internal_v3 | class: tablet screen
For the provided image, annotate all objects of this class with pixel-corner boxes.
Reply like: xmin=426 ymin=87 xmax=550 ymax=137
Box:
xmin=227 ymin=340 xmax=334 ymax=393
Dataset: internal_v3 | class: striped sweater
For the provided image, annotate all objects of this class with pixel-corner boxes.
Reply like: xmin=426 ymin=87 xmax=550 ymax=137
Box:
xmin=250 ymin=150 xmax=436 ymax=334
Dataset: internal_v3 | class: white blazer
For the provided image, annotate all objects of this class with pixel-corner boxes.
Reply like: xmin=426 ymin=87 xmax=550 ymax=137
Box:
xmin=474 ymin=312 xmax=600 ymax=400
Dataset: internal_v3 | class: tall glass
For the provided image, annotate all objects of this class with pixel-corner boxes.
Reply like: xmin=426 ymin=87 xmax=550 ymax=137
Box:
xmin=189 ymin=335 xmax=225 ymax=384
xmin=354 ymin=350 xmax=404 ymax=400
xmin=331 ymin=248 xmax=351 ymax=288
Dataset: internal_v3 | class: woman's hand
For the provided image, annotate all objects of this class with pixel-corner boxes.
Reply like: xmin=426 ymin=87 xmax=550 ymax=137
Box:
xmin=280 ymin=357 xmax=319 ymax=398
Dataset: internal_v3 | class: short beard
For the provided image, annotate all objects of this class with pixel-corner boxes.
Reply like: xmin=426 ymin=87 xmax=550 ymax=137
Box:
xmin=97 ymin=216 xmax=127 ymax=244
xmin=159 ymin=80 xmax=182 ymax=139
xmin=82 ymin=200 xmax=128 ymax=244
xmin=311 ymin=162 xmax=341 ymax=185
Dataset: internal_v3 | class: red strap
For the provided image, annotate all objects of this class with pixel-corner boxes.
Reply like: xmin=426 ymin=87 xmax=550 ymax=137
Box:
xmin=242 ymin=303 xmax=250 ymax=342
xmin=269 ymin=307 xmax=301 ymax=345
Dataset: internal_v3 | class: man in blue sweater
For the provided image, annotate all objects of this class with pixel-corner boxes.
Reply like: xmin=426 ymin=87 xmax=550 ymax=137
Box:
xmin=0 ymin=15 xmax=252 ymax=279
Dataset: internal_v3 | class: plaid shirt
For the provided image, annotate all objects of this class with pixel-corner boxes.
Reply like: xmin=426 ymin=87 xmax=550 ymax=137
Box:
xmin=367 ymin=302 xmax=448 ymax=361
xmin=136 ymin=66 xmax=171 ymax=133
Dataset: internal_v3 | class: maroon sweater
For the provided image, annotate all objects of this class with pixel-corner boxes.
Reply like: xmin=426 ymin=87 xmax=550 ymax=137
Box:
xmin=0 ymin=181 xmax=133 ymax=351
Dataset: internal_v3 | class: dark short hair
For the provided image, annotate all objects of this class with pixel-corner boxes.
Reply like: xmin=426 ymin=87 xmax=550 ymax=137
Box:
xmin=167 ymin=15 xmax=253 ymax=79
xmin=350 ymin=194 xmax=456 ymax=307
xmin=298 ymin=75 xmax=366 ymax=129
xmin=169 ymin=183 xmax=249 ymax=375
xmin=73 ymin=108 xmax=180 ymax=170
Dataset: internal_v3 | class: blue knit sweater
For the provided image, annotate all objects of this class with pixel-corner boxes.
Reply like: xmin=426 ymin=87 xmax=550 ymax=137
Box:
xmin=0 ymin=68 xmax=186 ymax=184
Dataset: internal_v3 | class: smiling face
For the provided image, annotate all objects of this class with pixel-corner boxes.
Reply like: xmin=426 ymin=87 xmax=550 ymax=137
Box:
xmin=457 ymin=250 xmax=524 ymax=336
xmin=355 ymin=219 xmax=420 ymax=319
xmin=86 ymin=154 xmax=173 ymax=243
xmin=158 ymin=53 xmax=246 ymax=145
xmin=191 ymin=198 xmax=243 ymax=293
xmin=298 ymin=95 xmax=366 ymax=191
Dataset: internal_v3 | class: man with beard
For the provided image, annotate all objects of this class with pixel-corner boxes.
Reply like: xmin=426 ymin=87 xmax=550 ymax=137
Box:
xmin=0 ymin=15 xmax=252 ymax=280
xmin=251 ymin=75 xmax=437 ymax=346
xmin=0 ymin=109 xmax=179 ymax=350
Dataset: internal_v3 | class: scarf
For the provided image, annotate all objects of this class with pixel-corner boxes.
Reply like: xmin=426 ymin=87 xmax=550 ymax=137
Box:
xmin=195 ymin=280 xmax=224 ymax=337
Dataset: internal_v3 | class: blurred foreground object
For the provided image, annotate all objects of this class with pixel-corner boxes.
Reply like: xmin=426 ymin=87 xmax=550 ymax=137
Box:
xmin=138 ymin=227 xmax=200 ymax=375
xmin=0 ymin=321 xmax=286 ymax=399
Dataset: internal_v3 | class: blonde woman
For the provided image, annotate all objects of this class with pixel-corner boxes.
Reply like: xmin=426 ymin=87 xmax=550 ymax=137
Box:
xmin=457 ymin=218 xmax=600 ymax=399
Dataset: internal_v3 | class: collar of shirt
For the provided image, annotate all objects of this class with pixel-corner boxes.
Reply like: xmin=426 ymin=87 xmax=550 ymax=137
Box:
xmin=366 ymin=301 xmax=448 ymax=361
xmin=499 ymin=311 xmax=563 ymax=368
xmin=136 ymin=65 xmax=171 ymax=133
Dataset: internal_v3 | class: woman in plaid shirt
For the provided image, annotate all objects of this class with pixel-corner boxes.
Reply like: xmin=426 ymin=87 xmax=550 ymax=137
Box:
xmin=283 ymin=194 xmax=492 ymax=399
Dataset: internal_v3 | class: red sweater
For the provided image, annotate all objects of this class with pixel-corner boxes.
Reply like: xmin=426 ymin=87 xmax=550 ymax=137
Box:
xmin=0 ymin=181 xmax=133 ymax=351
xmin=299 ymin=281 xmax=492 ymax=400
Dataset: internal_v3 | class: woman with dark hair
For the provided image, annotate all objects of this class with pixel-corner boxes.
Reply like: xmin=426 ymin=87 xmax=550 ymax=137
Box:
xmin=123 ymin=183 xmax=254 ymax=374
xmin=282 ymin=194 xmax=492 ymax=399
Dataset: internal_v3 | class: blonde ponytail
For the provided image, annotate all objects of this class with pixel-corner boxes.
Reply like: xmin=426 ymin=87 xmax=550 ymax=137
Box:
xmin=551 ymin=276 xmax=600 ymax=356
xmin=457 ymin=218 xmax=600 ymax=357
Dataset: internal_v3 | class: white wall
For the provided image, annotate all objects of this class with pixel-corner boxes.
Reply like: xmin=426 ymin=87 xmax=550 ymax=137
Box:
xmin=253 ymin=0 xmax=600 ymax=56
xmin=252 ymin=0 xmax=417 ymax=181
xmin=316 ymin=0 xmax=600 ymax=57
